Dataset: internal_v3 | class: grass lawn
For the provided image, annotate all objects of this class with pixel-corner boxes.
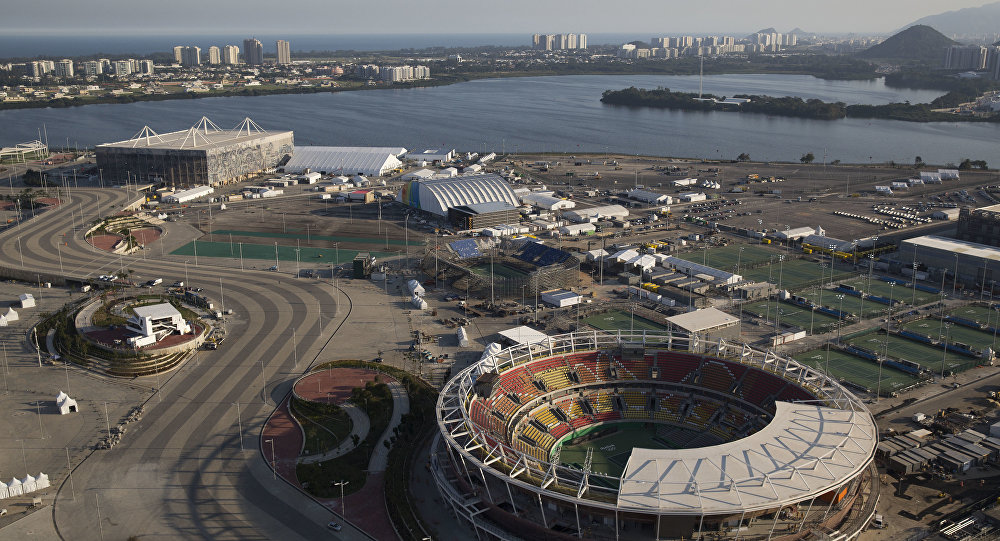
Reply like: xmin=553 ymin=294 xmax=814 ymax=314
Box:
xmin=583 ymin=309 xmax=667 ymax=332
xmin=291 ymin=397 xmax=353 ymax=457
xmin=950 ymin=305 xmax=1000 ymax=328
xmin=741 ymin=259 xmax=855 ymax=291
xmin=557 ymin=423 xmax=678 ymax=478
xmin=296 ymin=381 xmax=393 ymax=498
xmin=673 ymin=244 xmax=782 ymax=272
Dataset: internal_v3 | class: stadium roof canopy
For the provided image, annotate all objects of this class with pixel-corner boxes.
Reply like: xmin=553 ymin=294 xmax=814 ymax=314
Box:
xmin=283 ymin=146 xmax=406 ymax=177
xmin=397 ymin=174 xmax=520 ymax=216
xmin=618 ymin=401 xmax=877 ymax=514
xmin=98 ymin=117 xmax=289 ymax=151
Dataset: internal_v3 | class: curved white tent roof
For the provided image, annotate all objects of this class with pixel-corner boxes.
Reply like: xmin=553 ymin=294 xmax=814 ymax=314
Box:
xmin=284 ymin=146 xmax=405 ymax=176
xmin=398 ymin=174 xmax=520 ymax=216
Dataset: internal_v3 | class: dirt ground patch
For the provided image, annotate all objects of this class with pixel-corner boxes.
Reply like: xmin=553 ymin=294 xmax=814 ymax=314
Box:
xmin=295 ymin=367 xmax=396 ymax=405
xmin=87 ymin=233 xmax=123 ymax=252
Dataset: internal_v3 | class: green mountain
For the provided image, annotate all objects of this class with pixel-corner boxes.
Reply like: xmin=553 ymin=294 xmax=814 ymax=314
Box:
xmin=856 ymin=25 xmax=957 ymax=63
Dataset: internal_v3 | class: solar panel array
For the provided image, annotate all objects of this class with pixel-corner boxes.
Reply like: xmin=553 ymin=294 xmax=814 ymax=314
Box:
xmin=449 ymin=239 xmax=482 ymax=259
xmin=515 ymin=242 xmax=572 ymax=266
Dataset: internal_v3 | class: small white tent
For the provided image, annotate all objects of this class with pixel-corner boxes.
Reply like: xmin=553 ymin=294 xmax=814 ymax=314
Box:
xmin=0 ymin=480 xmax=8 ymax=500
xmin=457 ymin=326 xmax=470 ymax=348
xmin=0 ymin=315 xmax=6 ymax=327
xmin=20 ymin=474 xmax=36 ymax=494
xmin=56 ymin=391 xmax=78 ymax=415
xmin=4 ymin=307 xmax=17 ymax=321
xmin=35 ymin=472 xmax=50 ymax=490
xmin=411 ymin=295 xmax=428 ymax=310
xmin=7 ymin=478 xmax=22 ymax=497
xmin=18 ymin=294 xmax=35 ymax=308
xmin=406 ymin=279 xmax=425 ymax=296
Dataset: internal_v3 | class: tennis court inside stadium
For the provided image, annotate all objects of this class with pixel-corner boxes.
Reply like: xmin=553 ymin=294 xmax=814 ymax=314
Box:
xmin=468 ymin=263 xmax=528 ymax=279
xmin=556 ymin=423 xmax=715 ymax=478
xmin=846 ymin=330 xmax=980 ymax=374
xmin=792 ymin=346 xmax=921 ymax=394
xmin=582 ymin=309 xmax=667 ymax=332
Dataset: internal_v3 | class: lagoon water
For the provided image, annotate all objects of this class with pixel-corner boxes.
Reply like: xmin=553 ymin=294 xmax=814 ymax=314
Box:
xmin=2 ymin=73 xmax=997 ymax=164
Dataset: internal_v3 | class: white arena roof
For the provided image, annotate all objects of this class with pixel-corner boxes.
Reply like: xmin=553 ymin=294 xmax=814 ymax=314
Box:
xmin=283 ymin=146 xmax=406 ymax=176
xmin=98 ymin=117 xmax=289 ymax=151
xmin=496 ymin=326 xmax=550 ymax=346
xmin=618 ymin=401 xmax=877 ymax=514
xmin=398 ymin=174 xmax=520 ymax=216
xmin=902 ymin=235 xmax=1000 ymax=262
xmin=132 ymin=303 xmax=182 ymax=320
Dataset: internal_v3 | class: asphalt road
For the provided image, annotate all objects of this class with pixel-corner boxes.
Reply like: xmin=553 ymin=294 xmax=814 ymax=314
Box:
xmin=0 ymin=188 xmax=370 ymax=540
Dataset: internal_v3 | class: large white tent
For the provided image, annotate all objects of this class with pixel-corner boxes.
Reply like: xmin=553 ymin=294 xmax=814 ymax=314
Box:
xmin=284 ymin=146 xmax=406 ymax=177
xmin=4 ymin=307 xmax=18 ymax=321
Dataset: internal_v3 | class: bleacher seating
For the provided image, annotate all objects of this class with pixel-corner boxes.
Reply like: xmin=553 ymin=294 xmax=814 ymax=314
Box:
xmin=654 ymin=351 xmax=701 ymax=383
xmin=536 ymin=368 xmax=572 ymax=392
xmin=534 ymin=408 xmax=559 ymax=428
xmin=619 ymin=354 xmax=653 ymax=379
xmin=514 ymin=242 xmax=573 ymax=266
xmin=449 ymin=238 xmax=482 ymax=259
xmin=699 ymin=360 xmax=738 ymax=393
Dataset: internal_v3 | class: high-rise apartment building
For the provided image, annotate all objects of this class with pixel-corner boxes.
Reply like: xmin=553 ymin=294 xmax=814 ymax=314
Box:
xmin=578 ymin=34 xmax=586 ymax=49
xmin=944 ymin=45 xmax=989 ymax=70
xmin=276 ymin=40 xmax=291 ymax=65
xmin=138 ymin=60 xmax=155 ymax=74
xmin=55 ymin=59 xmax=74 ymax=78
xmin=113 ymin=60 xmax=132 ymax=76
xmin=180 ymin=46 xmax=201 ymax=67
xmin=173 ymin=46 xmax=184 ymax=63
xmin=82 ymin=60 xmax=103 ymax=76
xmin=244 ymin=38 xmax=264 ymax=65
xmin=223 ymin=45 xmax=240 ymax=65
xmin=208 ymin=46 xmax=221 ymax=65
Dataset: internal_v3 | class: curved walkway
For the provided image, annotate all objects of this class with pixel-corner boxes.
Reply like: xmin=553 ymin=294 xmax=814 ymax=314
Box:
xmin=368 ymin=380 xmax=409 ymax=472
xmin=300 ymin=404 xmax=370 ymax=464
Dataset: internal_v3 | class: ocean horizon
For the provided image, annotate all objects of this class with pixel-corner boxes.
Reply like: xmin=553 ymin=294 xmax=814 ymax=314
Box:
xmin=0 ymin=32 xmax=643 ymax=59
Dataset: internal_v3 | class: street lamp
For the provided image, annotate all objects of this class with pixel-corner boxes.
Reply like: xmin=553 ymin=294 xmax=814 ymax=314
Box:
xmin=264 ymin=438 xmax=276 ymax=480
xmin=941 ymin=323 xmax=952 ymax=378
xmin=836 ymin=294 xmax=845 ymax=343
xmin=333 ymin=480 xmax=349 ymax=516
xmin=184 ymin=260 xmax=190 ymax=285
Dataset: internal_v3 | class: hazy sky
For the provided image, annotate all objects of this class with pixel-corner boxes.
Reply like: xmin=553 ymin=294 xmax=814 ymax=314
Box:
xmin=1 ymin=0 xmax=991 ymax=35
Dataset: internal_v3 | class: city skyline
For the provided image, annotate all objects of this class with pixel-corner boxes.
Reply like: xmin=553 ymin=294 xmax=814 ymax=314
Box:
xmin=0 ymin=0 xmax=993 ymax=35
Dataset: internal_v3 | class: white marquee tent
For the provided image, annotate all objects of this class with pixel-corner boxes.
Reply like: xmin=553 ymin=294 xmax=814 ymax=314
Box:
xmin=4 ymin=307 xmax=17 ymax=321
xmin=57 ymin=391 xmax=79 ymax=415
xmin=284 ymin=146 xmax=406 ymax=177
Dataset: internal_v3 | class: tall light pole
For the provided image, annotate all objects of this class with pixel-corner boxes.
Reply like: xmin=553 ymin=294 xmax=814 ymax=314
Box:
xmin=334 ymin=480 xmax=349 ymax=516
xmin=184 ymin=260 xmax=190 ymax=285
xmin=953 ymin=254 xmax=959 ymax=295
xmin=941 ymin=322 xmax=952 ymax=378
xmin=836 ymin=294 xmax=846 ymax=343
xmin=404 ymin=214 xmax=410 ymax=269
xmin=274 ymin=241 xmax=279 ymax=270
xmin=233 ymin=401 xmax=244 ymax=453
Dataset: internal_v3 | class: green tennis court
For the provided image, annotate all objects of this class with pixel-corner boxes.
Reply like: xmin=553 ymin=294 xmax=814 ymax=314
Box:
xmin=741 ymin=259 xmax=855 ymax=291
xmin=846 ymin=331 xmax=980 ymax=374
xmin=903 ymin=318 xmax=998 ymax=352
xmin=831 ymin=277 xmax=939 ymax=307
xmin=742 ymin=301 xmax=841 ymax=334
xmin=583 ymin=309 xmax=667 ymax=332
xmin=557 ymin=423 xmax=690 ymax=478
xmin=211 ymin=229 xmax=424 ymax=246
xmin=793 ymin=288 xmax=885 ymax=319
xmin=793 ymin=347 xmax=921 ymax=395
xmin=950 ymin=305 xmax=1000 ymax=327
xmin=171 ymin=240 xmax=388 ymax=264
xmin=674 ymin=244 xmax=783 ymax=272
